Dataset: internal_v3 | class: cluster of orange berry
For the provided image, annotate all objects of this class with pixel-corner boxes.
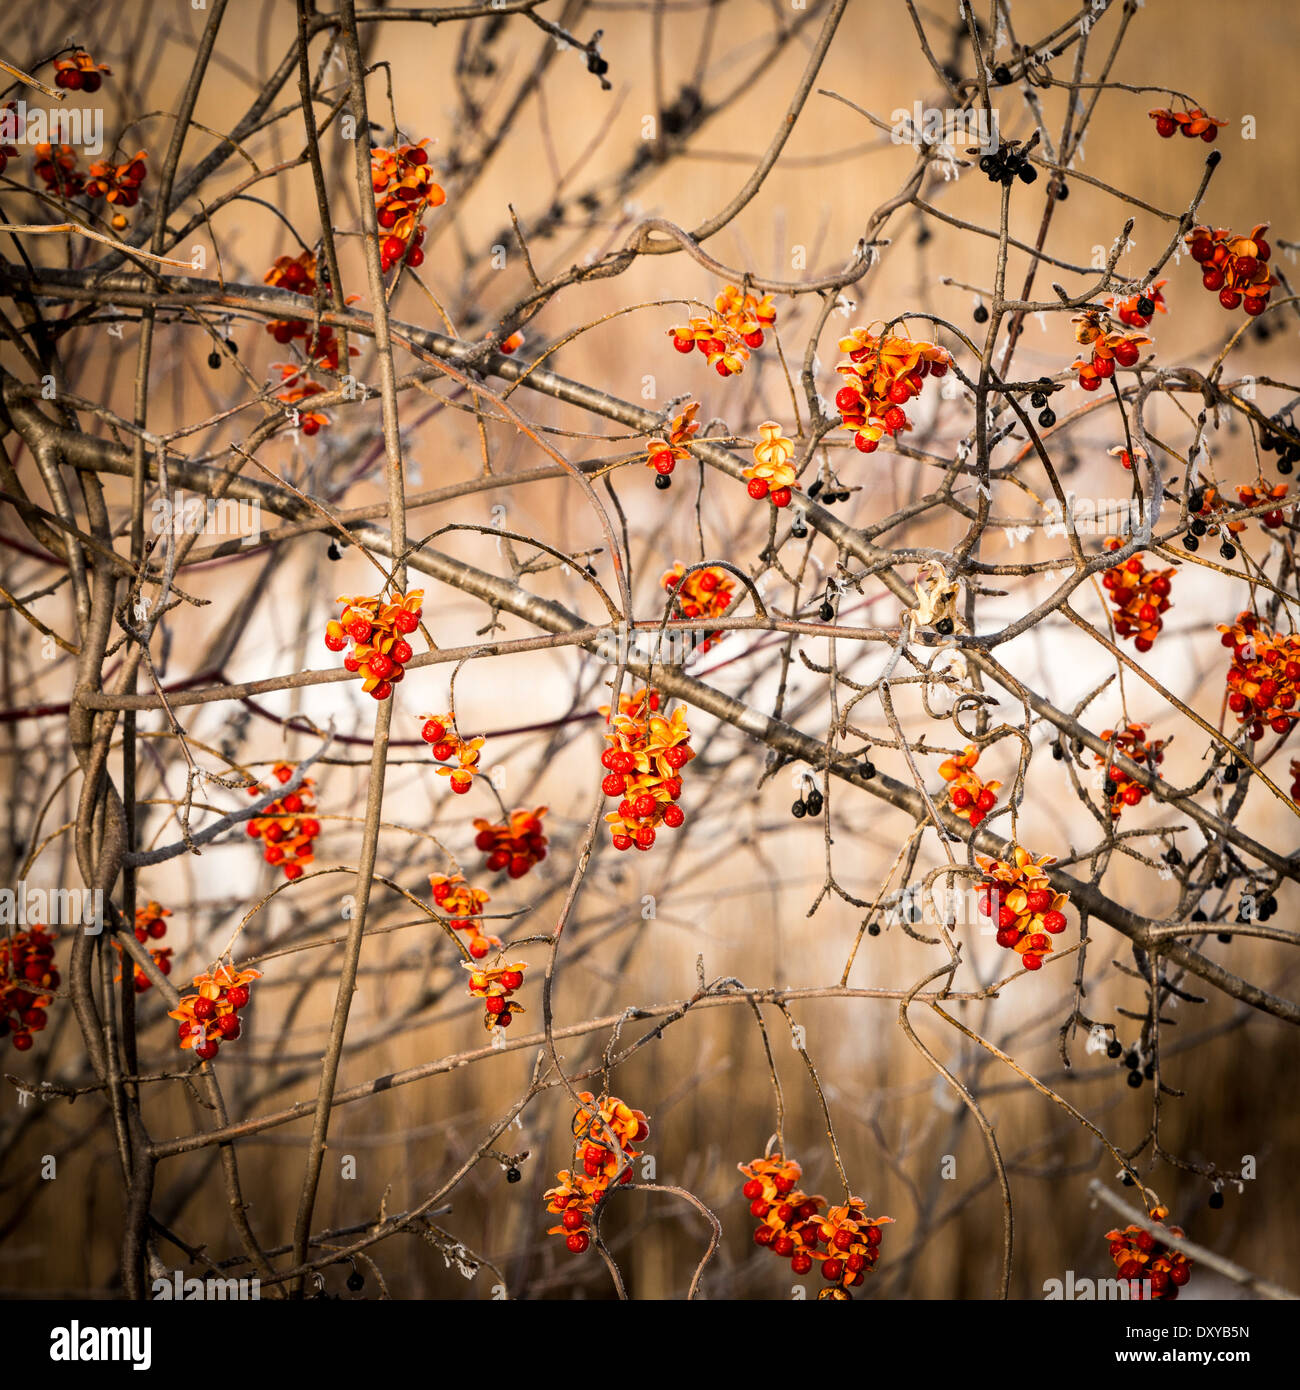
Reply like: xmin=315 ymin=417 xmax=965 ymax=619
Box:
xmin=1186 ymin=223 xmax=1276 ymax=316
xmin=430 ymin=873 xmax=498 ymax=959
xmin=372 ymin=141 xmax=444 ymax=272
xmin=976 ymin=845 xmax=1069 ymax=970
xmin=0 ymin=926 xmax=58 ymax=1052
xmin=1101 ymin=543 xmax=1174 ymax=653
xmin=1235 ymin=480 xmax=1290 ymax=532
xmin=1149 ymin=105 xmax=1224 ymax=141
xmin=833 ymin=328 xmax=951 ymax=453
xmin=1096 ymin=724 xmax=1166 ymax=817
xmin=661 ymin=562 xmax=733 ymax=656
xmin=32 ymin=142 xmax=85 ymax=198
xmin=53 ymin=49 xmax=110 ymax=91
xmin=743 ymin=421 xmax=798 ymax=506
xmin=545 ymin=1092 xmax=649 ymax=1254
xmin=1105 ymin=1207 xmax=1193 ymax=1299
xmin=938 ymin=744 xmax=999 ymax=827
xmin=464 ymin=957 xmax=526 ymax=1031
xmin=645 ymin=401 xmax=699 ymax=491
xmin=272 ymin=364 xmax=330 ymax=436
xmin=245 ymin=762 xmax=321 ymax=880
xmin=740 ymin=1158 xmax=892 ymax=1297
xmin=668 ymin=285 xmax=776 ymax=377
xmin=1217 ymin=611 xmax=1300 ymax=742
xmin=168 ymin=962 xmax=261 ymax=1062
xmin=600 ymin=687 xmax=693 ymax=850
xmin=1107 ymin=280 xmax=1167 ymax=330
xmin=741 ymin=1155 xmax=825 ymax=1274
xmin=84 ymin=151 xmax=148 ymax=212
xmin=324 ymin=589 xmax=423 ymax=700
xmin=473 ymin=807 xmax=549 ymax=878
xmin=1071 ymin=309 xmax=1148 ymax=390
xmin=265 ymin=252 xmax=322 ymax=342
xmin=420 ymin=715 xmax=483 ymax=794
xmin=120 ymin=901 xmax=173 ymax=993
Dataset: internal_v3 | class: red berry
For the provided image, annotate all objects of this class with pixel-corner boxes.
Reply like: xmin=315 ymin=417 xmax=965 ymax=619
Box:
xmin=1219 ymin=289 xmax=1242 ymax=310
xmin=193 ymin=997 xmax=216 ymax=1021
xmin=391 ymin=638 xmax=413 ymax=665
xmin=770 ymin=487 xmax=792 ymax=508
xmin=370 ymin=680 xmax=393 ymax=701
xmin=634 ymin=826 xmax=656 ymax=850
xmin=822 ymin=1258 xmax=844 ymax=1281
xmin=1155 ymin=116 xmax=1176 ymax=138
xmin=346 ymin=619 xmax=372 ymax=643
xmin=566 ymin=1232 xmax=590 ymax=1253
xmin=662 ymin=804 xmax=685 ymax=829
xmin=395 ymin=609 xmax=420 ymax=634
xmin=632 ymin=793 xmax=656 ymax=819
xmin=195 ymin=1039 xmax=220 ymax=1061
xmin=1114 ymin=340 xmax=1140 ymax=368
xmin=227 ymin=985 xmax=250 ymax=1008
xmin=508 ymin=855 xmax=531 ymax=878
xmin=747 ymin=478 xmax=769 ymax=500
xmin=611 ymin=834 xmax=633 ymax=851
xmin=217 ymin=1013 xmax=241 ymax=1038
xmin=854 ymin=433 xmax=878 ymax=453
xmin=1042 ymin=910 xmax=1066 ymax=934
xmin=1201 ymin=267 xmax=1224 ymax=291
xmin=324 ymin=632 xmax=346 ymax=652
xmin=950 ymin=787 xmax=973 ymax=809
xmin=602 ymin=773 xmax=626 ymax=797
xmin=422 ymin=719 xmax=446 ymax=743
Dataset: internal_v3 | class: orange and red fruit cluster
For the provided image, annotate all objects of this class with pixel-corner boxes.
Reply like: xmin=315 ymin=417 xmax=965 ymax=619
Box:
xmin=372 ymin=141 xmax=444 ymax=272
xmin=1096 ymin=724 xmax=1166 ymax=817
xmin=245 ymin=762 xmax=321 ymax=880
xmin=1105 ymin=1207 xmax=1192 ymax=1300
xmin=1217 ymin=611 xmax=1300 ymax=742
xmin=834 ymin=328 xmax=951 ymax=453
xmin=1186 ymin=224 xmax=1276 ymax=316
xmin=938 ymin=744 xmax=999 ymax=827
xmin=0 ymin=926 xmax=58 ymax=1052
xmin=168 ymin=962 xmax=261 ymax=1061
xmin=430 ymin=873 xmax=498 ymax=959
xmin=977 ymin=845 xmax=1069 ymax=970
xmin=601 ymin=688 xmax=693 ymax=850
xmin=661 ymin=562 xmax=734 ymax=656
xmin=1101 ymin=543 xmax=1174 ymax=653
xmin=473 ymin=807 xmax=549 ymax=879
xmin=325 ymin=589 xmax=423 ymax=701
xmin=464 ymin=957 xmax=526 ymax=1030
xmin=668 ymin=285 xmax=776 ymax=377
xmin=545 ymin=1093 xmax=650 ymax=1254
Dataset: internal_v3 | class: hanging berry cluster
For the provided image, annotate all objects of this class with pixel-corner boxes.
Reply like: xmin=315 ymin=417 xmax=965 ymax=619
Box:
xmin=740 ymin=1155 xmax=826 ymax=1277
xmin=544 ymin=1092 xmax=649 ymax=1254
xmin=168 ymin=962 xmax=261 ymax=1062
xmin=324 ymin=589 xmax=423 ymax=700
xmin=420 ymin=714 xmax=484 ymax=794
xmin=53 ymin=50 xmax=110 ymax=91
xmin=473 ymin=807 xmax=548 ymax=878
xmin=372 ymin=140 xmax=445 ymax=271
xmin=430 ymin=873 xmax=499 ymax=959
xmin=1106 ymin=280 xmax=1167 ymax=330
xmin=1185 ymin=224 xmax=1276 ymax=316
xmin=976 ymin=141 xmax=1038 ymax=186
xmin=1217 ymin=611 xmax=1300 ymax=742
xmin=464 ymin=957 xmax=526 ymax=1030
xmin=937 ymin=744 xmax=999 ymax=827
xmin=1149 ymin=105 xmax=1224 ymax=141
xmin=1071 ymin=309 xmax=1149 ymax=390
xmin=833 ymin=328 xmax=951 ymax=453
xmin=1235 ymin=481 xmax=1290 ymax=532
xmin=976 ymin=845 xmax=1069 ymax=970
xmin=744 ymin=421 xmax=798 ymax=505
xmin=121 ymin=901 xmax=174 ymax=992
xmin=1101 ymin=543 xmax=1174 ymax=653
xmin=31 ymin=144 xmax=147 ymax=228
xmin=668 ymin=284 xmax=776 ymax=377
xmin=0 ymin=926 xmax=58 ymax=1052
xmin=810 ymin=1199 xmax=893 ymax=1299
xmin=661 ymin=562 xmax=734 ymax=656
xmin=1104 ymin=1208 xmax=1193 ymax=1299
xmin=245 ymin=762 xmax=321 ymax=879
xmin=600 ymin=687 xmax=693 ymax=851
xmin=32 ymin=142 xmax=84 ymax=197
xmin=645 ymin=400 xmax=699 ymax=491
xmin=1096 ymin=724 xmax=1167 ymax=817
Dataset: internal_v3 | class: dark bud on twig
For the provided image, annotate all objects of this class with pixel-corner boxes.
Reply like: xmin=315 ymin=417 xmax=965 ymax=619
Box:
xmin=327 ymin=540 xmax=342 ymax=561
xmin=1038 ymin=408 xmax=1056 ymax=428
xmin=654 ymin=473 xmax=671 ymax=490
xmin=346 ymin=1270 xmax=365 ymax=1292
xmin=805 ymin=790 xmax=823 ymax=817
xmin=207 ymin=350 xmax=221 ymax=369
xmin=818 ymin=602 xmax=834 ymax=623
xmin=507 ymin=1166 xmax=522 ymax=1183
xmin=992 ymin=64 xmax=1012 ymax=85
xmin=859 ymin=760 xmax=877 ymax=780
xmin=1209 ymin=1190 xmax=1224 ymax=1209
xmin=791 ymin=799 xmax=807 ymax=818
xmin=1107 ymin=1040 xmax=1122 ymax=1059
xmin=935 ymin=617 xmax=955 ymax=636
xmin=1127 ymin=1070 xmax=1143 ymax=1088
xmin=973 ymin=303 xmax=989 ymax=324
